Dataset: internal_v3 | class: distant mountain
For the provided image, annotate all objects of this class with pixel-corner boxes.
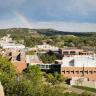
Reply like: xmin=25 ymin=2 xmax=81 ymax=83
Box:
xmin=0 ymin=28 xmax=96 ymax=38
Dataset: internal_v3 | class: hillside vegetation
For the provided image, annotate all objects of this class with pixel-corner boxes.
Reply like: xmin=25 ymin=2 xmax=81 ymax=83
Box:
xmin=0 ymin=28 xmax=96 ymax=37
xmin=0 ymin=28 xmax=96 ymax=50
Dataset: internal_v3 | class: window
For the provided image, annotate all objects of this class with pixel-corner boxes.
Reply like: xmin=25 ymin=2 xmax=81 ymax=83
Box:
xmin=40 ymin=65 xmax=45 ymax=69
xmin=94 ymin=71 xmax=96 ymax=73
xmin=62 ymin=70 xmax=65 ymax=74
xmin=66 ymin=70 xmax=70 ymax=74
xmin=80 ymin=71 xmax=83 ymax=74
xmin=16 ymin=53 xmax=21 ymax=61
xmin=71 ymin=70 xmax=74 ymax=74
xmin=89 ymin=71 xmax=93 ymax=74
xmin=69 ymin=60 xmax=74 ymax=66
xmin=46 ymin=65 xmax=49 ymax=69
xmin=75 ymin=71 xmax=79 ymax=74
xmin=85 ymin=70 xmax=88 ymax=74
xmin=9 ymin=52 xmax=12 ymax=56
xmin=70 ymin=51 xmax=76 ymax=55
xmin=63 ymin=51 xmax=69 ymax=55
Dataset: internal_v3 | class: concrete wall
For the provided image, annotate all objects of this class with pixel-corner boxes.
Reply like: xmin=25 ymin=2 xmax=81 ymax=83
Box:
xmin=70 ymin=77 xmax=96 ymax=88
xmin=0 ymin=82 xmax=4 ymax=96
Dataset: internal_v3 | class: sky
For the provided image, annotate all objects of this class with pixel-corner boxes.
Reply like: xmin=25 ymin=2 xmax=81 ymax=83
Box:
xmin=0 ymin=0 xmax=96 ymax=32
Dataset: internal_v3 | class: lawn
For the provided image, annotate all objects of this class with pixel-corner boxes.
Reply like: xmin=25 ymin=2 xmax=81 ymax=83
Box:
xmin=73 ymin=86 xmax=96 ymax=93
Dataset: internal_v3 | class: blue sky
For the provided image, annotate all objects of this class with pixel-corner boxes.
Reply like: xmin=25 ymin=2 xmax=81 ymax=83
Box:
xmin=0 ymin=0 xmax=96 ymax=32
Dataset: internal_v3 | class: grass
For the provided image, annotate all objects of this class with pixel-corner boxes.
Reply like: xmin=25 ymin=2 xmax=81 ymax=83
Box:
xmin=73 ymin=85 xmax=96 ymax=93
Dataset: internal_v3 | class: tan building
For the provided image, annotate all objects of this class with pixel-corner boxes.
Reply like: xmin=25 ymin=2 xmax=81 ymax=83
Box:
xmin=1 ymin=48 xmax=25 ymax=63
xmin=0 ymin=47 xmax=26 ymax=73
xmin=60 ymin=55 xmax=96 ymax=81
xmin=61 ymin=67 xmax=96 ymax=81
xmin=62 ymin=48 xmax=94 ymax=56
xmin=26 ymin=55 xmax=43 ymax=65
xmin=57 ymin=48 xmax=96 ymax=81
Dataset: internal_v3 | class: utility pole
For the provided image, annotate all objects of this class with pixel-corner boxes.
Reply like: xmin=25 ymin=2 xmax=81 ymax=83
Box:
xmin=82 ymin=64 xmax=84 ymax=77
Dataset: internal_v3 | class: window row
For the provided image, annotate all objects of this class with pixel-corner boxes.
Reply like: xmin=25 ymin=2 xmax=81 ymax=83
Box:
xmin=62 ymin=70 xmax=96 ymax=74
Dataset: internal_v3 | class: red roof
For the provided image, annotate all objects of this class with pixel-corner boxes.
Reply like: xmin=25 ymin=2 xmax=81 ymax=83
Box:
xmin=14 ymin=61 xmax=27 ymax=73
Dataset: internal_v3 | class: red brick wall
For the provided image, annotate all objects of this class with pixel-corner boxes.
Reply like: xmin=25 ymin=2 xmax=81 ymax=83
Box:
xmin=61 ymin=67 xmax=96 ymax=81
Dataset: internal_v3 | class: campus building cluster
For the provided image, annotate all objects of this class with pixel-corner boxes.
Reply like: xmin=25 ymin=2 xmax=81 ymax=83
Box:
xmin=0 ymin=34 xmax=96 ymax=84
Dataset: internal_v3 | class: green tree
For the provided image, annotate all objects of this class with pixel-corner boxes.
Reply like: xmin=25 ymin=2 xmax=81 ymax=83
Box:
xmin=44 ymin=73 xmax=65 ymax=85
xmin=27 ymin=51 xmax=36 ymax=55
xmin=0 ymin=56 xmax=16 ymax=96
xmin=39 ymin=54 xmax=57 ymax=63
xmin=23 ymin=66 xmax=43 ymax=83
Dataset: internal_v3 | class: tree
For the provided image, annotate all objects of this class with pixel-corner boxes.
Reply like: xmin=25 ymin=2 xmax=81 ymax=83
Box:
xmin=80 ymin=91 xmax=92 ymax=96
xmin=23 ymin=66 xmax=43 ymax=84
xmin=27 ymin=51 xmax=36 ymax=55
xmin=23 ymin=66 xmax=45 ymax=96
xmin=0 ymin=56 xmax=16 ymax=96
xmin=44 ymin=73 xmax=65 ymax=85
xmin=39 ymin=51 xmax=57 ymax=63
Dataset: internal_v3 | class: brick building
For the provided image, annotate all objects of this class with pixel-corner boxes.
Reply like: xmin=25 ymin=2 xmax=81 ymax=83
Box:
xmin=56 ymin=48 xmax=96 ymax=81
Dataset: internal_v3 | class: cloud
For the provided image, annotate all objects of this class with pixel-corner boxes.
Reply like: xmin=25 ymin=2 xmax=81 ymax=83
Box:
xmin=0 ymin=19 xmax=96 ymax=32
xmin=1 ymin=0 xmax=96 ymax=18
xmin=0 ymin=0 xmax=96 ymax=31
xmin=30 ymin=22 xmax=96 ymax=32
xmin=17 ymin=0 xmax=96 ymax=22
xmin=0 ymin=0 xmax=25 ymax=8
xmin=65 ymin=0 xmax=96 ymax=15
xmin=24 ymin=0 xmax=96 ymax=15
xmin=0 ymin=0 xmax=26 ymax=14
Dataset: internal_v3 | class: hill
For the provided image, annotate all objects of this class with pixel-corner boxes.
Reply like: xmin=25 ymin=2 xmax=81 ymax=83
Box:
xmin=0 ymin=28 xmax=96 ymax=48
xmin=0 ymin=28 xmax=96 ymax=38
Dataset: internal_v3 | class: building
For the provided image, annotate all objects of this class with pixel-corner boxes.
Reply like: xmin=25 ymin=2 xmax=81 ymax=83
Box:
xmin=37 ymin=63 xmax=61 ymax=73
xmin=26 ymin=54 xmax=61 ymax=74
xmin=36 ymin=43 xmax=59 ymax=51
xmin=0 ymin=35 xmax=26 ymax=73
xmin=1 ymin=43 xmax=25 ymax=49
xmin=0 ymin=48 xmax=27 ymax=73
xmin=0 ymin=34 xmax=12 ymax=43
xmin=14 ymin=61 xmax=27 ymax=73
xmin=0 ymin=34 xmax=25 ymax=50
xmin=61 ymin=55 xmax=96 ymax=81
xmin=26 ymin=55 xmax=43 ymax=65
xmin=62 ymin=48 xmax=93 ymax=56
xmin=1 ymin=47 xmax=25 ymax=62
xmin=70 ymin=77 xmax=96 ymax=88
xmin=0 ymin=82 xmax=4 ymax=96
